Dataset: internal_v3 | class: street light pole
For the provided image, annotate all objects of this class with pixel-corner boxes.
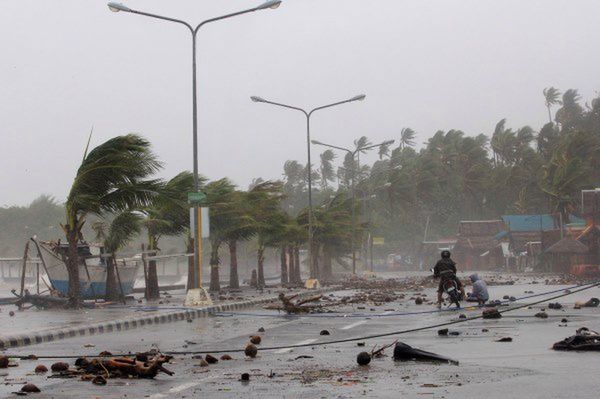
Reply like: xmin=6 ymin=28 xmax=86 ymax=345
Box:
xmin=311 ymin=139 xmax=394 ymax=274
xmin=251 ymin=95 xmax=366 ymax=279
xmin=108 ymin=1 xmax=281 ymax=290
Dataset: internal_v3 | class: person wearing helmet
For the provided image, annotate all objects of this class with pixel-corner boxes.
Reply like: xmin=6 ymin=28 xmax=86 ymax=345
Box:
xmin=433 ymin=251 xmax=465 ymax=308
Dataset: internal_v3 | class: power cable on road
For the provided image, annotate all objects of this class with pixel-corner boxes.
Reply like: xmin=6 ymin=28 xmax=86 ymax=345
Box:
xmin=6 ymin=280 xmax=599 ymax=359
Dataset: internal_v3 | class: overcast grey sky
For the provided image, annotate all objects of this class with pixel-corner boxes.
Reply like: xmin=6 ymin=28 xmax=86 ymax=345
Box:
xmin=1 ymin=0 xmax=599 ymax=206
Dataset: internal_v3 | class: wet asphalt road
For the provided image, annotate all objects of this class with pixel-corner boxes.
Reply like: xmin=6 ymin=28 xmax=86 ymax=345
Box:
xmin=2 ymin=280 xmax=600 ymax=398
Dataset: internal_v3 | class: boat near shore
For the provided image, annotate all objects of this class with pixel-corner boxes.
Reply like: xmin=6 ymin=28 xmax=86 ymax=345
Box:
xmin=37 ymin=240 xmax=140 ymax=298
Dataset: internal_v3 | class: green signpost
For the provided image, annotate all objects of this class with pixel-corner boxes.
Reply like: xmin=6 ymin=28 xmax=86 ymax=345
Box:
xmin=188 ymin=191 xmax=206 ymax=205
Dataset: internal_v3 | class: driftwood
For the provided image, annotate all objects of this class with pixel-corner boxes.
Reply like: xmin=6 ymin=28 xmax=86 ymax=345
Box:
xmin=11 ymin=290 xmax=113 ymax=310
xmin=264 ymin=293 xmax=324 ymax=314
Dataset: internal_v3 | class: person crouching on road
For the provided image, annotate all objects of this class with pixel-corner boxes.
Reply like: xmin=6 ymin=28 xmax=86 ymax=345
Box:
xmin=466 ymin=273 xmax=489 ymax=305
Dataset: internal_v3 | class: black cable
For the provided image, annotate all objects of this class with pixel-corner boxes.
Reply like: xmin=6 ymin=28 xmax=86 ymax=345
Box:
xmin=8 ymin=281 xmax=598 ymax=359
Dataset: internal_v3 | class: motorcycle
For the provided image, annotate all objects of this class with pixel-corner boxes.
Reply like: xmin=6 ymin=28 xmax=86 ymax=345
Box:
xmin=431 ymin=268 xmax=462 ymax=308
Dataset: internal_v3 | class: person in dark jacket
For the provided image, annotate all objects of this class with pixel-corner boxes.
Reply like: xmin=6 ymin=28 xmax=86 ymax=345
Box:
xmin=433 ymin=250 xmax=465 ymax=308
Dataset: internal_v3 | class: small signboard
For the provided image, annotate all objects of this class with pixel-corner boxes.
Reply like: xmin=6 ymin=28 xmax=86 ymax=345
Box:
xmin=373 ymin=237 xmax=385 ymax=246
xmin=188 ymin=191 xmax=206 ymax=205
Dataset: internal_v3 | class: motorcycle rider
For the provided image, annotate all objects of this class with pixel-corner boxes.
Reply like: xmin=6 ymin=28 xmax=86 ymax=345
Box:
xmin=433 ymin=250 xmax=465 ymax=308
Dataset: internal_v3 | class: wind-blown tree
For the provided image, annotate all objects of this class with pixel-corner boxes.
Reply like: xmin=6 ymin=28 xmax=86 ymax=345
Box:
xmin=399 ymin=127 xmax=416 ymax=149
xmin=555 ymin=89 xmax=584 ymax=133
xmin=92 ymin=211 xmax=142 ymax=301
xmin=318 ymin=150 xmax=336 ymax=190
xmin=223 ymin=190 xmax=255 ymax=289
xmin=543 ymin=87 xmax=562 ymax=124
xmin=62 ymin=134 xmax=162 ymax=303
xmin=203 ymin=178 xmax=237 ymax=292
xmin=247 ymin=181 xmax=285 ymax=288
xmin=142 ymin=171 xmax=195 ymax=299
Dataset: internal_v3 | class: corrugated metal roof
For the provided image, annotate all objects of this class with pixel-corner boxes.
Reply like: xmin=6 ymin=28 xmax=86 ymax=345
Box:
xmin=501 ymin=214 xmax=584 ymax=232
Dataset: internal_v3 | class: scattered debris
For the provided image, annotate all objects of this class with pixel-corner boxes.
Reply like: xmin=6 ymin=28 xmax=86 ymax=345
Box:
xmin=356 ymin=352 xmax=371 ymax=366
xmin=535 ymin=312 xmax=549 ymax=319
xmin=220 ymin=355 xmax=233 ymax=361
xmin=320 ymin=330 xmax=330 ymax=336
xmin=438 ymin=328 xmax=449 ymax=336
xmin=496 ymin=337 xmax=513 ymax=342
xmin=561 ymin=318 xmax=569 ymax=323
xmin=9 ymin=311 xmax=15 ymax=317
xmin=241 ymin=372 xmax=250 ymax=381
xmin=548 ymin=302 xmax=563 ymax=309
xmin=51 ymin=362 xmax=69 ymax=372
xmin=357 ymin=342 xmax=365 ymax=347
xmin=34 ymin=365 xmax=48 ymax=373
xmin=482 ymin=308 xmax=502 ymax=319
xmin=578 ymin=298 xmax=600 ymax=308
xmin=258 ymin=327 xmax=266 ymax=332
xmin=553 ymin=328 xmax=600 ymax=351
xmin=294 ymin=355 xmax=314 ymax=360
xmin=92 ymin=375 xmax=107 ymax=385
xmin=245 ymin=343 xmax=258 ymax=358
xmin=21 ymin=383 xmax=41 ymax=393
xmin=250 ymin=335 xmax=262 ymax=345
xmin=265 ymin=293 xmax=325 ymax=314
xmin=393 ymin=342 xmax=459 ymax=365
xmin=205 ymin=354 xmax=218 ymax=364
xmin=198 ymin=359 xmax=209 ymax=367
xmin=415 ymin=297 xmax=423 ymax=305
xmin=458 ymin=314 xmax=467 ymax=319
xmin=0 ymin=356 xmax=9 ymax=368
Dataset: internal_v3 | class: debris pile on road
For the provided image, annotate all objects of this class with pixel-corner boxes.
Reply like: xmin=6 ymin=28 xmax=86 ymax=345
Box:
xmin=552 ymin=327 xmax=600 ymax=351
xmin=43 ymin=351 xmax=174 ymax=383
xmin=264 ymin=293 xmax=325 ymax=314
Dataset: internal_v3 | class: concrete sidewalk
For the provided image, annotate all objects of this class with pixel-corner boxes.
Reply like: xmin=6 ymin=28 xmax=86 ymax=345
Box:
xmin=0 ymin=287 xmax=333 ymax=350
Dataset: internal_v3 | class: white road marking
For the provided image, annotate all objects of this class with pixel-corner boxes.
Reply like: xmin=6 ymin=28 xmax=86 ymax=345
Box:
xmin=274 ymin=338 xmax=317 ymax=354
xmin=149 ymin=377 xmax=218 ymax=398
xmin=341 ymin=319 xmax=368 ymax=330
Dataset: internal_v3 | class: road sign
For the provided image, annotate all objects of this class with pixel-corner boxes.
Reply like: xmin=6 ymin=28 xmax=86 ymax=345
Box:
xmin=188 ymin=191 xmax=206 ymax=205
xmin=373 ymin=237 xmax=385 ymax=246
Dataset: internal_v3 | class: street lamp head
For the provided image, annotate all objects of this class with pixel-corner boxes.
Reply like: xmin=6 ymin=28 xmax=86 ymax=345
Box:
xmin=311 ymin=140 xmax=323 ymax=145
xmin=250 ymin=96 xmax=266 ymax=103
xmin=256 ymin=0 xmax=282 ymax=10
xmin=107 ymin=2 xmax=131 ymax=12
xmin=350 ymin=94 xmax=366 ymax=102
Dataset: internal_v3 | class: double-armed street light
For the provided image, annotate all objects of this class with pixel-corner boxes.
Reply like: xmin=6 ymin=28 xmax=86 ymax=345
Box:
xmin=250 ymin=95 xmax=366 ymax=279
xmin=311 ymin=139 xmax=395 ymax=274
xmin=108 ymin=1 xmax=282 ymax=291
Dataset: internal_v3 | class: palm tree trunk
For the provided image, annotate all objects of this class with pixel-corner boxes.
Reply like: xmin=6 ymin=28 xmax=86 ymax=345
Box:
xmin=146 ymin=234 xmax=160 ymax=300
xmin=312 ymin=247 xmax=320 ymax=280
xmin=104 ymin=256 xmax=119 ymax=301
xmin=209 ymin=242 xmax=221 ymax=292
xmin=287 ymin=245 xmax=295 ymax=283
xmin=547 ymin=105 xmax=553 ymax=124
xmin=257 ymin=246 xmax=265 ymax=288
xmin=228 ymin=239 xmax=239 ymax=289
xmin=294 ymin=246 xmax=301 ymax=283
xmin=280 ymin=244 xmax=288 ymax=285
xmin=66 ymin=227 xmax=81 ymax=304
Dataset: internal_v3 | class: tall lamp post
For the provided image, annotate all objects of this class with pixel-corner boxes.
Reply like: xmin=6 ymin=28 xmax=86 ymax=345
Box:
xmin=108 ymin=1 xmax=282 ymax=291
xmin=311 ymin=139 xmax=394 ymax=274
xmin=250 ymin=94 xmax=366 ymax=279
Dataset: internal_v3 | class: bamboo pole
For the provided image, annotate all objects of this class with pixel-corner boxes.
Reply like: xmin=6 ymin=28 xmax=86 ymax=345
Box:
xmin=19 ymin=242 xmax=30 ymax=297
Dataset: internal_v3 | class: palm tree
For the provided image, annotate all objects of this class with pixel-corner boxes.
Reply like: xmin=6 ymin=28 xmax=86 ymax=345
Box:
xmin=543 ymin=87 xmax=562 ymax=124
xmin=223 ymin=190 xmax=255 ymax=289
xmin=203 ymin=178 xmax=237 ymax=292
xmin=319 ymin=150 xmax=336 ymax=190
xmin=62 ymin=134 xmax=161 ymax=303
xmin=555 ymin=89 xmax=583 ymax=132
xmin=246 ymin=181 xmax=285 ymax=288
xmin=399 ymin=128 xmax=416 ymax=149
xmin=142 ymin=172 xmax=195 ymax=299
xmin=91 ymin=211 xmax=142 ymax=301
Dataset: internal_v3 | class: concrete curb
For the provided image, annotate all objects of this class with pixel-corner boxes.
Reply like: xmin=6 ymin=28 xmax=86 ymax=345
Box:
xmin=0 ymin=288 xmax=333 ymax=351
